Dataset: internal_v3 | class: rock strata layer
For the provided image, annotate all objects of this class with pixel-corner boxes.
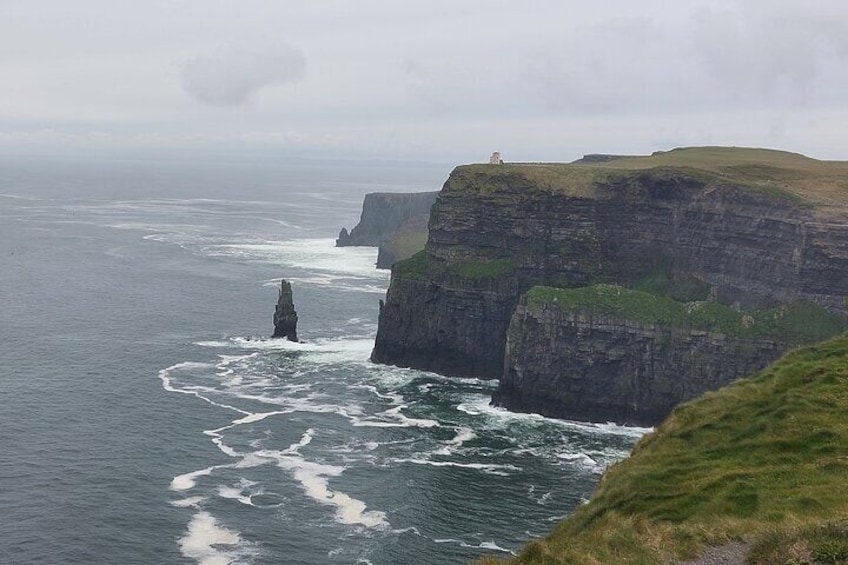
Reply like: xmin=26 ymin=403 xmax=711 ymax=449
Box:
xmin=337 ymin=191 xmax=437 ymax=268
xmin=371 ymin=149 xmax=848 ymax=424
xmin=494 ymin=294 xmax=784 ymax=426
xmin=272 ymin=279 xmax=298 ymax=341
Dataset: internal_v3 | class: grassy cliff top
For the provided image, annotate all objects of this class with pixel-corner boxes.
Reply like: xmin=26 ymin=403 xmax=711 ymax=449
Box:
xmin=481 ymin=333 xmax=848 ymax=564
xmin=526 ymin=284 xmax=844 ymax=345
xmin=454 ymin=147 xmax=848 ymax=207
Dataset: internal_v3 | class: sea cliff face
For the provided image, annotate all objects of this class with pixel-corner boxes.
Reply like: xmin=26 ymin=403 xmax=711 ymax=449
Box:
xmin=495 ymin=288 xmax=791 ymax=426
xmin=372 ymin=149 xmax=848 ymax=424
xmin=337 ymin=191 xmax=437 ymax=268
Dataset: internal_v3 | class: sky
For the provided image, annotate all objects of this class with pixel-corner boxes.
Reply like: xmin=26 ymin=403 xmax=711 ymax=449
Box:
xmin=1 ymin=0 xmax=847 ymax=164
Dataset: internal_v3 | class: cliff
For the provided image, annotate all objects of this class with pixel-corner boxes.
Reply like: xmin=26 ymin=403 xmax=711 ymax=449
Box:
xmin=495 ymin=285 xmax=841 ymax=426
xmin=372 ymin=147 xmax=848 ymax=423
xmin=479 ymin=333 xmax=848 ymax=565
xmin=337 ymin=191 xmax=438 ymax=268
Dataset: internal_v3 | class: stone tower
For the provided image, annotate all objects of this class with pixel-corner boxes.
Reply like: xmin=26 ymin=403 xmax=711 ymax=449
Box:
xmin=489 ymin=151 xmax=502 ymax=165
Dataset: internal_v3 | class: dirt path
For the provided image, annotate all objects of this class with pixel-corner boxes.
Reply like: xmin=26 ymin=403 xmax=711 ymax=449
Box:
xmin=678 ymin=542 xmax=749 ymax=565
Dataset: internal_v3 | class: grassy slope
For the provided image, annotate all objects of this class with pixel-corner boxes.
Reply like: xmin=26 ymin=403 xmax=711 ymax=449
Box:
xmin=526 ymin=284 xmax=844 ymax=345
xmin=456 ymin=147 xmax=848 ymax=207
xmin=480 ymin=334 xmax=848 ymax=564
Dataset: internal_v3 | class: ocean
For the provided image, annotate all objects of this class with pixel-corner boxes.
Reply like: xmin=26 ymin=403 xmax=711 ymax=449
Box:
xmin=0 ymin=155 xmax=646 ymax=565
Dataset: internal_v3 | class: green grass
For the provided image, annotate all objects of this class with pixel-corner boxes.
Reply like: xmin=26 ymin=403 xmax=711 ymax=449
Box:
xmin=479 ymin=333 xmax=848 ymax=564
xmin=525 ymin=284 xmax=844 ymax=345
xmin=394 ymin=252 xmax=518 ymax=281
xmin=455 ymin=146 xmax=848 ymax=207
xmin=448 ymin=164 xmax=606 ymax=197
xmin=747 ymin=522 xmax=848 ymax=564
xmin=451 ymin=257 xmax=518 ymax=279
xmin=393 ymin=249 xmax=431 ymax=279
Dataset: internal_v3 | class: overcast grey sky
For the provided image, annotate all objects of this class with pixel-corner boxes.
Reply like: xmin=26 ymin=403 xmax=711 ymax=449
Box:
xmin=1 ymin=0 xmax=847 ymax=163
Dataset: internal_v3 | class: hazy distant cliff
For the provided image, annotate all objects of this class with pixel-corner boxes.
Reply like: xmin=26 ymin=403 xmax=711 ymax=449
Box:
xmin=372 ymin=147 xmax=848 ymax=424
xmin=337 ymin=191 xmax=437 ymax=268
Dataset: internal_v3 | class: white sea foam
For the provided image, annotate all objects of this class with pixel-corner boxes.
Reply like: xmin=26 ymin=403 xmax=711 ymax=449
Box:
xmin=557 ymin=452 xmax=600 ymax=470
xmin=392 ymin=458 xmax=521 ymax=476
xmin=196 ymin=336 xmax=376 ymax=365
xmin=457 ymin=395 xmax=652 ymax=438
xmin=433 ymin=538 xmax=515 ymax=554
xmin=254 ymin=430 xmax=388 ymax=528
xmin=451 ymin=427 xmax=477 ymax=445
xmin=353 ymin=384 xmax=405 ymax=404
xmin=171 ymin=496 xmax=205 ymax=508
xmin=273 ymin=275 xmax=388 ymax=294
xmin=217 ymin=486 xmax=255 ymax=507
xmin=366 ymin=364 xmax=489 ymax=389
xmin=171 ymin=466 xmax=224 ymax=491
xmin=433 ymin=427 xmax=478 ymax=456
xmin=179 ymin=511 xmax=254 ymax=565
xmin=303 ymin=337 xmax=376 ymax=364
xmin=353 ymin=405 xmax=439 ymax=429
xmin=159 ymin=362 xmax=250 ymax=416
xmin=202 ymin=238 xmax=389 ymax=281
xmin=230 ymin=411 xmax=288 ymax=425
xmin=392 ymin=526 xmax=423 ymax=536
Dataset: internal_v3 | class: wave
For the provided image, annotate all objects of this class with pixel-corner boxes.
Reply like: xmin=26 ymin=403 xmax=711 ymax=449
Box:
xmin=391 ymin=458 xmax=521 ymax=477
xmin=433 ymin=427 xmax=477 ymax=456
xmin=263 ymin=275 xmax=388 ymax=294
xmin=457 ymin=395 xmax=651 ymax=438
xmin=195 ymin=335 xmax=376 ymax=361
xmin=201 ymin=238 xmax=388 ymax=280
xmin=354 ymin=405 xmax=440 ymax=429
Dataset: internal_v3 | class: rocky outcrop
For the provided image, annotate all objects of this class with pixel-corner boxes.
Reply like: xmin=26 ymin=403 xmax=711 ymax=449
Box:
xmin=337 ymin=191 xmax=437 ymax=268
xmin=372 ymin=148 xmax=848 ymax=423
xmin=272 ymin=279 xmax=298 ymax=341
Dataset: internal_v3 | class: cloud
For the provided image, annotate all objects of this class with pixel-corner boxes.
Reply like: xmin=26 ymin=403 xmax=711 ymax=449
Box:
xmin=510 ymin=3 xmax=848 ymax=116
xmin=181 ymin=43 xmax=306 ymax=106
xmin=690 ymin=3 xmax=848 ymax=106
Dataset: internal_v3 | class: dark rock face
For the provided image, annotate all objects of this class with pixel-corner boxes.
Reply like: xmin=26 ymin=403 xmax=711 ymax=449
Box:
xmin=372 ymin=273 xmax=522 ymax=378
xmin=493 ymin=298 xmax=782 ymax=426
xmin=272 ymin=279 xmax=298 ymax=341
xmin=337 ymin=191 xmax=438 ymax=268
xmin=371 ymin=164 xmax=848 ymax=421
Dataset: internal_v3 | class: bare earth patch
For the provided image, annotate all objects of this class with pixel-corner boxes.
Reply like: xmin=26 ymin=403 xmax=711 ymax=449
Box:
xmin=679 ymin=542 xmax=749 ymax=565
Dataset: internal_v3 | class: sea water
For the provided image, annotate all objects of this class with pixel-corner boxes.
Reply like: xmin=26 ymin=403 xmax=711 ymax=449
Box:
xmin=0 ymin=156 xmax=647 ymax=564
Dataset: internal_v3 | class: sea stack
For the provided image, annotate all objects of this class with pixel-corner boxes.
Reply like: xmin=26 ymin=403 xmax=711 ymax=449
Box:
xmin=272 ymin=279 xmax=299 ymax=341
